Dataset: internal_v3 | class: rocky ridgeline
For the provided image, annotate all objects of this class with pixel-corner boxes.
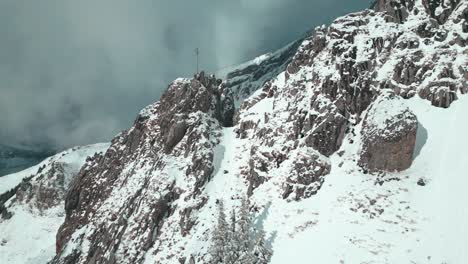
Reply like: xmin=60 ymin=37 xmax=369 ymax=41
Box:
xmin=47 ymin=0 xmax=467 ymax=263
xmin=237 ymin=0 xmax=466 ymax=194
xmin=0 ymin=146 xmax=107 ymax=219
xmin=53 ymin=73 xmax=234 ymax=264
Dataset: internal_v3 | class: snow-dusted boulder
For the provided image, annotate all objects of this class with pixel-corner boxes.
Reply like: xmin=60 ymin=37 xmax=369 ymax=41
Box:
xmin=281 ymin=148 xmax=331 ymax=201
xmin=359 ymin=91 xmax=418 ymax=172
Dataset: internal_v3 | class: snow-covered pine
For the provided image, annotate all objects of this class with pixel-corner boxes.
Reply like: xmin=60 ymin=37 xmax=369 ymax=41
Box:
xmin=236 ymin=197 xmax=256 ymax=264
xmin=210 ymin=200 xmax=229 ymax=264
xmin=210 ymin=197 xmax=270 ymax=264
xmin=223 ymin=209 xmax=240 ymax=264
xmin=252 ymin=229 xmax=272 ymax=264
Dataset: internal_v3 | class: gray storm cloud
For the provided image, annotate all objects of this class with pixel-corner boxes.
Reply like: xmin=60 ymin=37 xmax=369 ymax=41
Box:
xmin=0 ymin=0 xmax=370 ymax=151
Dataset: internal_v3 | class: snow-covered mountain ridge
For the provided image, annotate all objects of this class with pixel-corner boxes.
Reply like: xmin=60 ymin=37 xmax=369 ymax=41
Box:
xmin=0 ymin=144 xmax=109 ymax=264
xmin=1 ymin=0 xmax=467 ymax=263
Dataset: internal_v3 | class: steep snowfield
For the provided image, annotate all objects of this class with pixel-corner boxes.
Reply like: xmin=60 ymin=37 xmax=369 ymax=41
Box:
xmin=0 ymin=206 xmax=64 ymax=264
xmin=265 ymin=95 xmax=468 ymax=263
xmin=0 ymin=143 xmax=109 ymax=264
xmin=193 ymin=95 xmax=468 ymax=263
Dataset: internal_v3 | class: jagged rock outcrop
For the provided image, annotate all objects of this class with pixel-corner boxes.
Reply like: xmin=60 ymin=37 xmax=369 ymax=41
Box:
xmin=0 ymin=145 xmax=108 ymax=216
xmin=372 ymin=0 xmax=415 ymax=23
xmin=235 ymin=0 xmax=466 ymax=197
xmin=358 ymin=91 xmax=418 ymax=172
xmin=303 ymin=94 xmax=348 ymax=157
xmin=281 ymin=149 xmax=331 ymax=201
xmin=15 ymin=162 xmax=67 ymax=210
xmin=52 ymin=73 xmax=233 ymax=264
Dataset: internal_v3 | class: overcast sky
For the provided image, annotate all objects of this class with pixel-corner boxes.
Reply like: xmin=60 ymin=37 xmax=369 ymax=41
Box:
xmin=0 ymin=0 xmax=370 ymax=151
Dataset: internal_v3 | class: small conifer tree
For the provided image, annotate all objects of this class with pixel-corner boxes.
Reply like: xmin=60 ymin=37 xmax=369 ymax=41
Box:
xmin=210 ymin=200 xmax=228 ymax=263
xmin=209 ymin=197 xmax=272 ymax=264
xmin=252 ymin=229 xmax=272 ymax=264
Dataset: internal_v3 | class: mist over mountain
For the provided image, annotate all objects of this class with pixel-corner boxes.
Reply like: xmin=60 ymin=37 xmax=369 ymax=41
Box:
xmin=0 ymin=144 xmax=54 ymax=176
xmin=0 ymin=0 xmax=369 ymax=151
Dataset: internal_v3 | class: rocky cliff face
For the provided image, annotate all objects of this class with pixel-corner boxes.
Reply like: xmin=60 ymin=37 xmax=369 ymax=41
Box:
xmin=3 ymin=0 xmax=465 ymax=263
xmin=236 ymin=0 xmax=465 ymax=179
xmin=52 ymin=74 xmax=234 ymax=264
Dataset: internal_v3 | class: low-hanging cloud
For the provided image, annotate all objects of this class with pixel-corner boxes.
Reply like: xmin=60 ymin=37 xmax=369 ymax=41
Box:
xmin=0 ymin=0 xmax=370 ymax=151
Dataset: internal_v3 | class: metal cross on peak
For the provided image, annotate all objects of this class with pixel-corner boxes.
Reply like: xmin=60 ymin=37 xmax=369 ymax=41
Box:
xmin=195 ymin=48 xmax=199 ymax=74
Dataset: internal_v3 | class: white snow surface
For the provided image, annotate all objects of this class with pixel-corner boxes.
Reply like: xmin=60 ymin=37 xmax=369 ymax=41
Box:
xmin=0 ymin=143 xmax=109 ymax=264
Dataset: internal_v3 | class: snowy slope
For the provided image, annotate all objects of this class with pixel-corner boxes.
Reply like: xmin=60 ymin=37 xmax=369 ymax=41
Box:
xmin=0 ymin=143 xmax=109 ymax=264
xmin=262 ymin=95 xmax=468 ymax=263
xmin=138 ymin=94 xmax=468 ymax=263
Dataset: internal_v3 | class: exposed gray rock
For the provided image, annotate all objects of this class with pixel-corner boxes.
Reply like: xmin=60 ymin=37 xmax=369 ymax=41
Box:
xmin=165 ymin=121 xmax=188 ymax=153
xmin=53 ymin=73 xmax=227 ymax=264
xmin=287 ymin=25 xmax=328 ymax=75
xmin=15 ymin=162 xmax=66 ymax=210
xmin=281 ymin=150 xmax=331 ymax=201
xmin=417 ymin=177 xmax=427 ymax=186
xmin=304 ymin=95 xmax=349 ymax=157
xmin=421 ymin=0 xmax=462 ymax=24
xmin=373 ymin=0 xmax=415 ymax=23
xmin=247 ymin=147 xmax=279 ymax=196
xmin=359 ymin=91 xmax=418 ymax=172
